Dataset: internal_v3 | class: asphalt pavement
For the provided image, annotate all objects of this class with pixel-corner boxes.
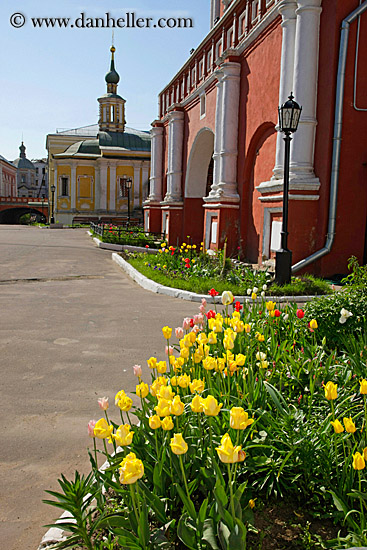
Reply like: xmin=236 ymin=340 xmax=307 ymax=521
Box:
xmin=0 ymin=225 xmax=197 ymax=550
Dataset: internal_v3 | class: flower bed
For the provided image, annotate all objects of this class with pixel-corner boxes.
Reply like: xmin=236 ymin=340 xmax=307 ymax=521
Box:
xmin=45 ymin=292 xmax=367 ymax=550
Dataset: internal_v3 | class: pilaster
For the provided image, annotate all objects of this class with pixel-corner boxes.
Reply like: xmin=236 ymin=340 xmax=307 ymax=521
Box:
xmin=145 ymin=125 xmax=164 ymax=203
xmin=164 ymin=110 xmax=184 ymax=203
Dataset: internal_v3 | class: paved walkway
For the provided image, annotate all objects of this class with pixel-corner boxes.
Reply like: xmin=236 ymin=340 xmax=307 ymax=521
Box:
xmin=0 ymin=226 xmax=197 ymax=550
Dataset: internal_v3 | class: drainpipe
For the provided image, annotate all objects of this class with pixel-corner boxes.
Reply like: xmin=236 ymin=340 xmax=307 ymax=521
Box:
xmin=292 ymin=0 xmax=367 ymax=273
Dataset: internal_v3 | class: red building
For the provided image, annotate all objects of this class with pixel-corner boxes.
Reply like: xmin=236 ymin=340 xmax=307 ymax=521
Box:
xmin=144 ymin=0 xmax=367 ymax=276
xmin=0 ymin=155 xmax=17 ymax=198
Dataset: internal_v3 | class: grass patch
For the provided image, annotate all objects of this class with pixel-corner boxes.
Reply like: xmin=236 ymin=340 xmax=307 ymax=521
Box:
xmin=128 ymin=256 xmax=332 ymax=297
xmin=128 ymin=257 xmax=246 ymax=295
xmin=268 ymin=275 xmax=332 ymax=296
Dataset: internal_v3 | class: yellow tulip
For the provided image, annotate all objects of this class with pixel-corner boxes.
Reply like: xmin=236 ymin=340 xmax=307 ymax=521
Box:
xmin=136 ymin=382 xmax=149 ymax=399
xmin=244 ymin=323 xmax=251 ymax=333
xmin=223 ymin=336 xmax=235 ymax=350
xmin=216 ymin=433 xmax=246 ymax=464
xmin=324 ymin=381 xmax=337 ymax=401
xmin=249 ymin=499 xmax=256 ymax=509
xmin=189 ymin=379 xmax=205 ymax=394
xmin=194 ymin=349 xmax=204 ymax=363
xmin=162 ymin=326 xmax=172 ymax=339
xmin=170 ymin=433 xmax=188 ymax=455
xmin=360 ymin=379 xmax=367 ymax=395
xmin=343 ymin=417 xmax=357 ymax=434
xmin=115 ymin=389 xmax=126 ymax=406
xmin=147 ymin=357 xmax=158 ymax=369
xmin=157 ymin=360 xmax=167 ymax=374
xmin=180 ymin=347 xmax=190 ymax=359
xmin=221 ymin=291 xmax=234 ymax=305
xmin=178 ymin=374 xmax=191 ymax=388
xmin=150 ymin=376 xmax=167 ymax=397
xmin=352 ymin=452 xmax=365 ymax=470
xmin=208 ymin=331 xmax=217 ymax=344
xmin=197 ymin=333 xmax=208 ymax=345
xmin=171 ymin=395 xmax=185 ymax=416
xmin=266 ymin=301 xmax=276 ymax=311
xmin=203 ymin=356 xmax=217 ymax=371
xmin=149 ymin=415 xmax=162 ymax=429
xmin=310 ymin=319 xmax=318 ymax=329
xmin=230 ymin=407 xmax=254 ymax=430
xmin=161 ymin=416 xmax=174 ymax=430
xmin=202 ymin=395 xmax=223 ymax=416
xmin=158 ymin=385 xmax=175 ymax=400
xmin=190 ymin=395 xmax=204 ymax=413
xmin=94 ymin=418 xmax=114 ymax=439
xmin=155 ymin=398 xmax=172 ymax=417
xmin=119 ymin=452 xmax=144 ymax=484
xmin=112 ymin=424 xmax=134 ymax=446
xmin=251 ymin=292 xmax=257 ymax=301
xmin=330 ymin=419 xmax=344 ymax=434
xmin=170 ymin=376 xmax=179 ymax=387
xmin=116 ymin=394 xmax=133 ymax=412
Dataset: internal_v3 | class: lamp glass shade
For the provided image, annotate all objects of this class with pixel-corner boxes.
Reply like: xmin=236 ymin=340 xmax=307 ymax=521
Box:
xmin=278 ymin=93 xmax=302 ymax=133
xmin=126 ymin=178 xmax=132 ymax=189
xmin=51 ymin=185 xmax=56 ymax=192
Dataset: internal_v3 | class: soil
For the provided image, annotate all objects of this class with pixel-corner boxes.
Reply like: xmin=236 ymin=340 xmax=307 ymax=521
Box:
xmin=247 ymin=499 xmax=343 ymax=550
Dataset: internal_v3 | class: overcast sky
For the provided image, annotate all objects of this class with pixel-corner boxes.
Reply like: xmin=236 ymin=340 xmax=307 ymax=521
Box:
xmin=0 ymin=0 xmax=210 ymax=161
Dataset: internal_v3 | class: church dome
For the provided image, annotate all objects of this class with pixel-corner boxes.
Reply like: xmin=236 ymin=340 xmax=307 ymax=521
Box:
xmin=105 ymin=46 xmax=120 ymax=84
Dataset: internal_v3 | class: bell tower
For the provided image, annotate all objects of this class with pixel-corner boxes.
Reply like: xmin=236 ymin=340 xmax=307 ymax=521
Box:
xmin=98 ymin=46 xmax=126 ymax=133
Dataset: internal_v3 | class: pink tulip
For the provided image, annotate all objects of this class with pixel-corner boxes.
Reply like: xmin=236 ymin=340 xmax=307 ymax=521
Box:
xmin=182 ymin=317 xmax=191 ymax=330
xmin=165 ymin=345 xmax=174 ymax=355
xmin=192 ymin=324 xmax=200 ymax=334
xmin=98 ymin=397 xmax=109 ymax=411
xmin=201 ymin=298 xmax=207 ymax=308
xmin=199 ymin=304 xmax=206 ymax=314
xmin=175 ymin=327 xmax=184 ymax=339
xmin=133 ymin=364 xmax=142 ymax=377
xmin=88 ymin=420 xmax=96 ymax=438
xmin=197 ymin=313 xmax=205 ymax=325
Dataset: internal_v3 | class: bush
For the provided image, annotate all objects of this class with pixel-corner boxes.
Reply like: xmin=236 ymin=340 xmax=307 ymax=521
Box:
xmin=305 ymin=288 xmax=367 ymax=349
xmin=269 ymin=274 xmax=331 ymax=296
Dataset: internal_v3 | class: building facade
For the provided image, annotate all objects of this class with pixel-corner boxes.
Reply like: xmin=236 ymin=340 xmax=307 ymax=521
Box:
xmin=32 ymin=158 xmax=48 ymax=198
xmin=0 ymin=155 xmax=17 ymax=198
xmin=13 ymin=142 xmax=37 ymax=197
xmin=46 ymin=47 xmax=151 ymax=225
xmin=145 ymin=0 xmax=367 ymax=276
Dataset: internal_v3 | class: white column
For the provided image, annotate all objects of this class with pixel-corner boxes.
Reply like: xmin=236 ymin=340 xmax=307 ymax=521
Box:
xmin=146 ymin=126 xmax=163 ymax=203
xmin=209 ymin=68 xmax=224 ymax=197
xmin=142 ymin=163 xmax=149 ymax=202
xmin=94 ymin=164 xmax=100 ymax=211
xmin=71 ymin=164 xmax=76 ymax=211
xmin=209 ymin=62 xmax=241 ymax=202
xmin=272 ymin=0 xmax=297 ymax=180
xmin=100 ymin=164 xmax=107 ymax=211
xmin=109 ymin=163 xmax=116 ymax=212
xmin=164 ymin=110 xmax=184 ymax=202
xmin=133 ymin=163 xmax=141 ymax=209
xmin=290 ymin=0 xmax=322 ymax=184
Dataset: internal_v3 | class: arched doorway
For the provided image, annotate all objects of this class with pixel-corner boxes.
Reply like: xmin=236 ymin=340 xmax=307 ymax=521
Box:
xmin=184 ymin=128 xmax=214 ymax=244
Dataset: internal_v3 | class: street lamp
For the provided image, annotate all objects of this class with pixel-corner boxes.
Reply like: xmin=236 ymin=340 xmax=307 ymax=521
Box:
xmin=275 ymin=92 xmax=302 ymax=285
xmin=121 ymin=175 xmax=133 ymax=226
xmin=50 ymin=184 xmax=56 ymax=224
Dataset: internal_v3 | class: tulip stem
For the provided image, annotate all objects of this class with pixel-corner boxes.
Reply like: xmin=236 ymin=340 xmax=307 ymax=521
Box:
xmin=179 ymin=454 xmax=190 ymax=500
xmin=93 ymin=438 xmax=98 ymax=470
xmin=129 ymin=485 xmax=140 ymax=527
xmin=103 ymin=438 xmax=109 ymax=459
xmin=227 ymin=464 xmax=236 ymax=519
xmin=358 ymin=471 xmax=364 ymax=520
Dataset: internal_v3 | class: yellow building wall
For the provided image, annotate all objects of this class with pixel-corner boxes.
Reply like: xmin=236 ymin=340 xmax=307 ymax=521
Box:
xmin=56 ymin=165 xmax=71 ymax=211
xmin=116 ymin=165 xmax=134 ymax=212
xmin=76 ymin=165 xmax=95 ymax=210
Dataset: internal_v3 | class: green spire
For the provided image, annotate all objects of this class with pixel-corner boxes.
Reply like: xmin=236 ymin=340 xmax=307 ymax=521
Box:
xmin=105 ymin=46 xmax=120 ymax=85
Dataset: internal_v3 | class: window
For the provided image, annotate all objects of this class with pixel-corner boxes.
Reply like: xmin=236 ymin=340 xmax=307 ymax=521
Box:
xmin=119 ymin=177 xmax=131 ymax=198
xmin=200 ymin=94 xmax=206 ymax=118
xmin=61 ymin=176 xmax=69 ymax=196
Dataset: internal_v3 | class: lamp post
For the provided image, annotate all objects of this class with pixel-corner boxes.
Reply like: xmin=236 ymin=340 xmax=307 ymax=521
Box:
xmin=275 ymin=93 xmax=302 ymax=285
xmin=121 ymin=175 xmax=133 ymax=226
xmin=50 ymin=184 xmax=56 ymax=224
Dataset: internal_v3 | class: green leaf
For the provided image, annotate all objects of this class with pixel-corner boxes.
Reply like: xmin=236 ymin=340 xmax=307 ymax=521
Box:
xmin=329 ymin=490 xmax=348 ymax=514
xmin=177 ymin=513 xmax=198 ymax=550
xmin=97 ymin=513 xmax=131 ymax=530
xmin=264 ymin=381 xmax=290 ymax=415
xmin=198 ymin=498 xmax=209 ymax=531
xmin=202 ymin=518 xmax=220 ymax=550
xmin=228 ymin=519 xmax=247 ymax=550
xmin=176 ymin=484 xmax=197 ymax=520
xmin=139 ymin=480 xmax=167 ymax=524
xmin=137 ymin=498 xmax=149 ymax=549
xmin=218 ymin=521 xmax=231 ymax=549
